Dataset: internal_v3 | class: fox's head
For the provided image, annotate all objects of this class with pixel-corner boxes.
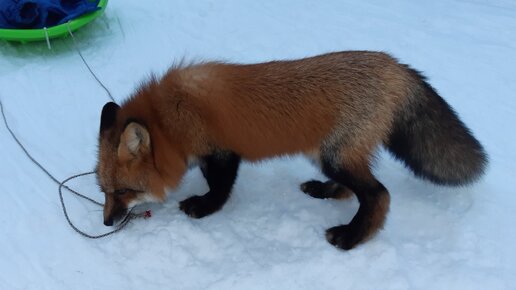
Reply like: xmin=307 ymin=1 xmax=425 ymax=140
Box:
xmin=96 ymin=102 xmax=186 ymax=226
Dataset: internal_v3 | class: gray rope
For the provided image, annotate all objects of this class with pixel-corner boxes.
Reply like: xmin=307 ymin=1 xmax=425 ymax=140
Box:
xmin=66 ymin=22 xmax=115 ymax=103
xmin=0 ymin=26 xmax=151 ymax=238
xmin=59 ymin=172 xmax=142 ymax=239
xmin=1 ymin=99 xmax=147 ymax=238
xmin=0 ymin=99 xmax=93 ymax=203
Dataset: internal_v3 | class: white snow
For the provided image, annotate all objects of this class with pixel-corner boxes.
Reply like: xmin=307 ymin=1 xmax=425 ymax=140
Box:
xmin=1 ymin=0 xmax=516 ymax=289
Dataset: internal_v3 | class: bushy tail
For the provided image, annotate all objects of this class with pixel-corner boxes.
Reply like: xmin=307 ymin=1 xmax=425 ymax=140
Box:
xmin=386 ymin=68 xmax=487 ymax=186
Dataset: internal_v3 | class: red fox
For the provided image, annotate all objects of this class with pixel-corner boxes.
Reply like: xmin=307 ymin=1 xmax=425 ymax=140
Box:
xmin=96 ymin=51 xmax=487 ymax=250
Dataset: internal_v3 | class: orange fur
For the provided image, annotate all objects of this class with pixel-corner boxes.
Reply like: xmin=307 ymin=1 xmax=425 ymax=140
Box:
xmin=122 ymin=51 xmax=409 ymax=161
xmin=97 ymin=51 xmax=416 ymax=241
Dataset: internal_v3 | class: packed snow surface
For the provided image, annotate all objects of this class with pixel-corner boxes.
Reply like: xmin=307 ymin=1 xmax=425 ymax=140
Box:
xmin=1 ymin=0 xmax=515 ymax=289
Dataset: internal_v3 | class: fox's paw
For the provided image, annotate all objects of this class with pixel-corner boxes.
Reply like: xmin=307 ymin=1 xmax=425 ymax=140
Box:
xmin=179 ymin=195 xmax=219 ymax=218
xmin=325 ymin=225 xmax=361 ymax=250
xmin=301 ymin=180 xmax=353 ymax=199
xmin=300 ymin=180 xmax=329 ymax=198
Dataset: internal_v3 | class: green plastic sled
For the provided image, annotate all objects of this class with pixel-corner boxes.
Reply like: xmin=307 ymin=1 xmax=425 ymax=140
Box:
xmin=0 ymin=0 xmax=108 ymax=42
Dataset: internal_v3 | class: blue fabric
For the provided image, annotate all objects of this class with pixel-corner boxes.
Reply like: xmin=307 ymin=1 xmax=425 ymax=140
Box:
xmin=0 ymin=0 xmax=100 ymax=29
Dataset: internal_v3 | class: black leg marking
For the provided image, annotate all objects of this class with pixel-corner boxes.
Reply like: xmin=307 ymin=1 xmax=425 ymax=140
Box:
xmin=180 ymin=151 xmax=240 ymax=218
xmin=321 ymin=161 xmax=390 ymax=250
xmin=300 ymin=180 xmax=352 ymax=199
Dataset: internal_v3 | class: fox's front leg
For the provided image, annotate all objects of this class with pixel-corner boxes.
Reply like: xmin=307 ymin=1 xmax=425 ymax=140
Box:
xmin=180 ymin=151 xmax=240 ymax=218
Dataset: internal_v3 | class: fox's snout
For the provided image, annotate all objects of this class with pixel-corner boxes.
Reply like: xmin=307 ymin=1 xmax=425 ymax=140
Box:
xmin=104 ymin=216 xmax=114 ymax=226
xmin=103 ymin=206 xmax=127 ymax=227
xmin=103 ymin=196 xmax=128 ymax=227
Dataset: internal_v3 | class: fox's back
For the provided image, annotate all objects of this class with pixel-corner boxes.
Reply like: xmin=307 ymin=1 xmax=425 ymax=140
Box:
xmin=174 ymin=51 xmax=411 ymax=159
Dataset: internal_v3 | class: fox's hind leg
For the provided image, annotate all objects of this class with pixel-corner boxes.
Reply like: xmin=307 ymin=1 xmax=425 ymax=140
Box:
xmin=300 ymin=180 xmax=353 ymax=199
xmin=320 ymin=148 xmax=390 ymax=250
xmin=180 ymin=151 xmax=240 ymax=218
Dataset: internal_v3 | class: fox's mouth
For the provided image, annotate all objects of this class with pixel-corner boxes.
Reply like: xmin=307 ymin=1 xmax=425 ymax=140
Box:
xmin=104 ymin=207 xmax=128 ymax=226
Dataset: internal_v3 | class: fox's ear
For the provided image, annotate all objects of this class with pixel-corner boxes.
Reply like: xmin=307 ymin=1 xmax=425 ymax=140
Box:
xmin=100 ymin=102 xmax=120 ymax=132
xmin=118 ymin=122 xmax=151 ymax=159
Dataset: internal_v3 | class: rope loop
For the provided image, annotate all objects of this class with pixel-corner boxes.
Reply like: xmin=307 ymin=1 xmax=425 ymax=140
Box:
xmin=0 ymin=27 xmax=151 ymax=238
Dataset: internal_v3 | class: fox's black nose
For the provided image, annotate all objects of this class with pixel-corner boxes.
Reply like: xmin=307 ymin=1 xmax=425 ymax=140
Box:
xmin=104 ymin=217 xmax=114 ymax=226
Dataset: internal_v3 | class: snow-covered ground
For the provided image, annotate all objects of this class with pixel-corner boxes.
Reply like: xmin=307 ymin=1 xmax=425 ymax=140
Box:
xmin=1 ymin=0 xmax=515 ymax=289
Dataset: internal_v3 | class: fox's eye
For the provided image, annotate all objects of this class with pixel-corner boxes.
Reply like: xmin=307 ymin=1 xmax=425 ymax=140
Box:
xmin=114 ymin=189 xmax=130 ymax=196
